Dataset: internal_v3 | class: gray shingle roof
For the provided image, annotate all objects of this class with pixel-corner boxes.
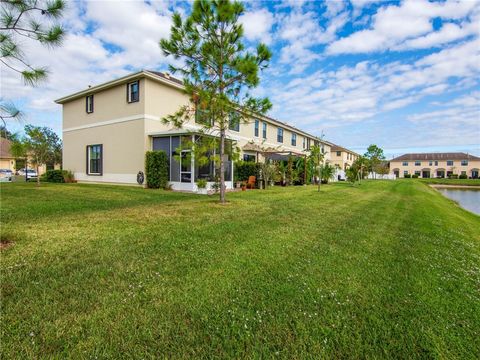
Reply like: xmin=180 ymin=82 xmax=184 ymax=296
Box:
xmin=391 ymin=152 xmax=480 ymax=161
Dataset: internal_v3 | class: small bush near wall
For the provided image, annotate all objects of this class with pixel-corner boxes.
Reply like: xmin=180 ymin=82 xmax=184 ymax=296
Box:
xmin=404 ymin=174 xmax=411 ymax=178
xmin=42 ymin=170 xmax=66 ymax=183
xmin=448 ymin=174 xmax=459 ymax=179
xmin=459 ymin=174 xmax=468 ymax=179
xmin=412 ymin=174 xmax=419 ymax=178
xmin=235 ymin=161 xmax=261 ymax=181
xmin=145 ymin=151 xmax=169 ymax=189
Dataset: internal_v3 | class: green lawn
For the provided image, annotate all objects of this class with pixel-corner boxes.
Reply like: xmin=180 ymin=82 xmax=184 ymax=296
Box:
xmin=1 ymin=181 xmax=479 ymax=358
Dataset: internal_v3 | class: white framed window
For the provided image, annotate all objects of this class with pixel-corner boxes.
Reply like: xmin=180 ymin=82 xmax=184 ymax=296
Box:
xmin=415 ymin=161 xmax=421 ymax=166
xmin=127 ymin=80 xmax=139 ymax=103
xmin=86 ymin=95 xmax=94 ymax=113
xmin=86 ymin=144 xmax=102 ymax=175
xmin=277 ymin=127 xmax=283 ymax=143
xmin=461 ymin=160 xmax=468 ymax=166
xmin=262 ymin=122 xmax=267 ymax=139
xmin=254 ymin=119 xmax=259 ymax=137
xmin=402 ymin=161 xmax=408 ymax=166
xmin=291 ymin=133 xmax=296 ymax=146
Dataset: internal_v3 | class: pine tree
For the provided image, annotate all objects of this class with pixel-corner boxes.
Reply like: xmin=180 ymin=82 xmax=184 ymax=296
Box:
xmin=160 ymin=0 xmax=271 ymax=203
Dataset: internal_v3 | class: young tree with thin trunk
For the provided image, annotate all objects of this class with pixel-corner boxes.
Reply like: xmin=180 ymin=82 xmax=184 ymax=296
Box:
xmin=160 ymin=0 xmax=271 ymax=203
xmin=308 ymin=145 xmax=324 ymax=192
xmin=12 ymin=125 xmax=62 ymax=186
xmin=364 ymin=144 xmax=385 ymax=179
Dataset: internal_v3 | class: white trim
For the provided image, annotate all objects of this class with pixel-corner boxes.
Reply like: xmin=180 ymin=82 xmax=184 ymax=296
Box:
xmin=75 ymin=172 xmax=138 ymax=184
xmin=148 ymin=127 xmax=305 ymax=153
xmin=63 ymin=114 xmax=160 ymax=132
xmin=171 ymin=181 xmax=234 ymax=192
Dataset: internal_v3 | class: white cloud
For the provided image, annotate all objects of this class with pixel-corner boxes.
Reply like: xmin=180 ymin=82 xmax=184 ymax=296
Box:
xmin=240 ymin=8 xmax=275 ymax=44
xmin=269 ymin=36 xmax=480 ymax=144
xmin=328 ymin=0 xmax=479 ymax=54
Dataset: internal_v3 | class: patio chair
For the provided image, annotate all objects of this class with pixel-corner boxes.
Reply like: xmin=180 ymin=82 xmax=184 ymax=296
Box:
xmin=246 ymin=176 xmax=256 ymax=189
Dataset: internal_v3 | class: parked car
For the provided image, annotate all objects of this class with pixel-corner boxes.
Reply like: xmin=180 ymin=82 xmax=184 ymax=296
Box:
xmin=0 ymin=169 xmax=13 ymax=182
xmin=17 ymin=168 xmax=38 ymax=180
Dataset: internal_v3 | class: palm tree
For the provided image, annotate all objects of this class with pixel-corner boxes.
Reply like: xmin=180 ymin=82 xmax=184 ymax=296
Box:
xmin=320 ymin=163 xmax=335 ymax=184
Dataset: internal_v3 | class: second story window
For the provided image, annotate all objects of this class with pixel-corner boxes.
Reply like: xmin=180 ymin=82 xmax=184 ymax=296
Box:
xmin=303 ymin=137 xmax=306 ymax=149
xmin=336 ymin=151 xmax=341 ymax=156
xmin=415 ymin=161 xmax=421 ymax=166
xmin=307 ymin=138 xmax=311 ymax=150
xmin=402 ymin=161 xmax=408 ymax=166
xmin=127 ymin=80 xmax=139 ymax=103
xmin=461 ymin=160 xmax=468 ymax=166
xmin=435 ymin=161 xmax=438 ymax=166
xmin=447 ymin=160 xmax=454 ymax=166
xmin=277 ymin=127 xmax=283 ymax=143
xmin=228 ymin=111 xmax=240 ymax=132
xmin=254 ymin=119 xmax=259 ymax=137
xmin=291 ymin=133 xmax=296 ymax=146
xmin=262 ymin=122 xmax=267 ymax=139
xmin=86 ymin=95 xmax=94 ymax=113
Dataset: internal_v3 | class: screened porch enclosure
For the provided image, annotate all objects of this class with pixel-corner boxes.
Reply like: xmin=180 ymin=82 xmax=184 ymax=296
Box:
xmin=152 ymin=135 xmax=233 ymax=190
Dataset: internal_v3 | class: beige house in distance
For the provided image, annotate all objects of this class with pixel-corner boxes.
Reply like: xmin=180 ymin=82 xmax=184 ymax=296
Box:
xmin=389 ymin=153 xmax=480 ymax=179
xmin=0 ymin=138 xmax=16 ymax=171
xmin=330 ymin=144 xmax=360 ymax=170
xmin=56 ymin=70 xmax=332 ymax=191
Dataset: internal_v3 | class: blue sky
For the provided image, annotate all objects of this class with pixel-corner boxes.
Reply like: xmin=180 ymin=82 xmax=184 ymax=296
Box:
xmin=2 ymin=0 xmax=479 ymax=158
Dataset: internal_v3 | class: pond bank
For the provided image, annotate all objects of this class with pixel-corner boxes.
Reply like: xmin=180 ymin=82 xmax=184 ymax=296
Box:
xmin=429 ymin=184 xmax=480 ymax=189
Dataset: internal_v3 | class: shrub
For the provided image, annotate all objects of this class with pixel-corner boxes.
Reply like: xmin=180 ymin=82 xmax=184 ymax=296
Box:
xmin=63 ymin=170 xmax=75 ymax=183
xmin=448 ymin=174 xmax=459 ymax=179
xmin=145 ymin=151 xmax=169 ymax=189
xmin=412 ymin=174 xmax=419 ymax=178
xmin=459 ymin=174 xmax=468 ymax=179
xmin=43 ymin=169 xmax=65 ymax=183
xmin=404 ymin=174 xmax=411 ymax=178
xmin=196 ymin=179 xmax=207 ymax=188
xmin=235 ymin=161 xmax=260 ymax=181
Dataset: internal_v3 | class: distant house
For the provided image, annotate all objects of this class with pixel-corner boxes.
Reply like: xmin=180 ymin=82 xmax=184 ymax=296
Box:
xmin=330 ymin=144 xmax=360 ymax=170
xmin=55 ymin=70 xmax=334 ymax=190
xmin=389 ymin=153 xmax=480 ymax=178
xmin=0 ymin=138 xmax=15 ymax=171
xmin=0 ymin=137 xmax=60 ymax=175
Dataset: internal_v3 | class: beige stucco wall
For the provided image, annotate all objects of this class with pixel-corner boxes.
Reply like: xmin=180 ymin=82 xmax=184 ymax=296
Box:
xmin=0 ymin=158 xmax=15 ymax=171
xmin=63 ymin=119 xmax=146 ymax=183
xmin=330 ymin=150 xmax=358 ymax=169
xmin=390 ymin=159 xmax=480 ymax=178
xmin=62 ymin=80 xmax=145 ymax=129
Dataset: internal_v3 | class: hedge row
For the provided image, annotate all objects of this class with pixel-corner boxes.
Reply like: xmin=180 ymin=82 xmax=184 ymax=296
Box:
xmin=145 ymin=151 xmax=169 ymax=189
xmin=234 ymin=161 xmax=261 ymax=181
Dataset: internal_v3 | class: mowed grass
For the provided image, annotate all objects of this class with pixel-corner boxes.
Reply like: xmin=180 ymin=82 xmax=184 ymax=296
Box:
xmin=1 ymin=181 xmax=479 ymax=358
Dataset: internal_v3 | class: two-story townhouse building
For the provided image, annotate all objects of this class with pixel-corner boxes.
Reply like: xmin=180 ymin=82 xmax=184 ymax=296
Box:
xmin=56 ymin=70 xmax=331 ymax=191
xmin=330 ymin=144 xmax=360 ymax=170
xmin=389 ymin=153 xmax=480 ymax=178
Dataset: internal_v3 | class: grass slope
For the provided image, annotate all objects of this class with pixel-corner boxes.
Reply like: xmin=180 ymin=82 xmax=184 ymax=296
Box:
xmin=1 ymin=181 xmax=479 ymax=358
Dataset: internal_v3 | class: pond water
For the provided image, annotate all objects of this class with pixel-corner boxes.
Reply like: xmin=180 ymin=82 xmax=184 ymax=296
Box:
xmin=437 ymin=188 xmax=480 ymax=215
